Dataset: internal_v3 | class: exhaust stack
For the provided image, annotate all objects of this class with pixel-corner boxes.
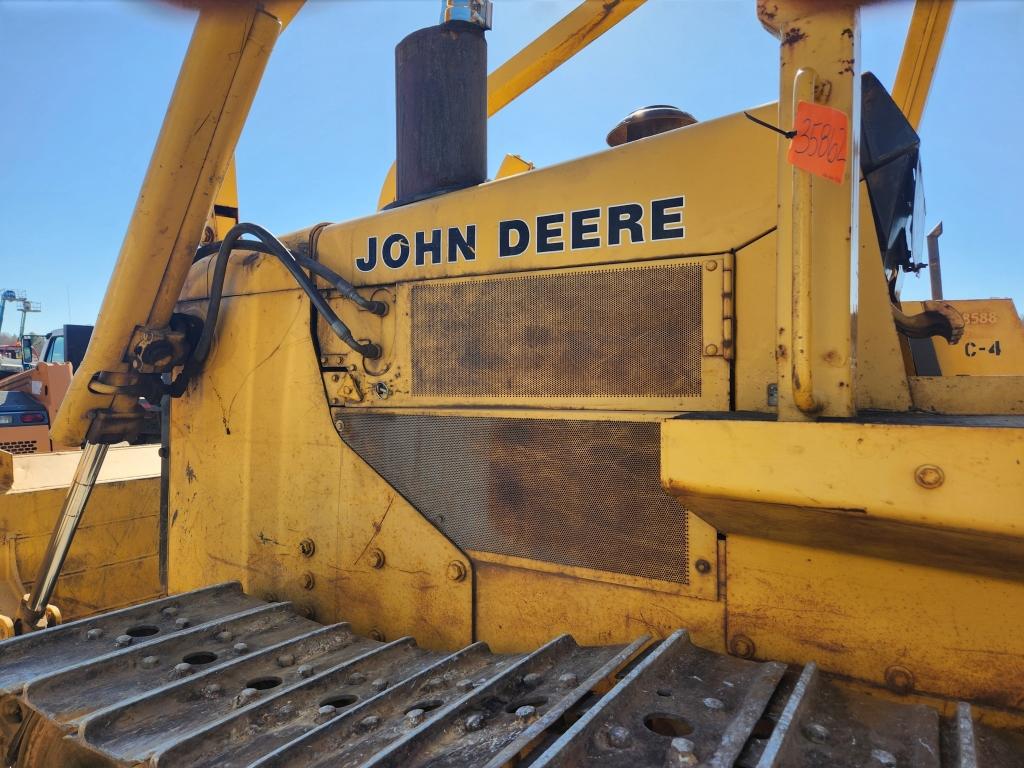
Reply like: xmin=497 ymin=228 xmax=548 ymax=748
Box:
xmin=927 ymin=221 xmax=944 ymax=300
xmin=393 ymin=2 xmax=491 ymax=206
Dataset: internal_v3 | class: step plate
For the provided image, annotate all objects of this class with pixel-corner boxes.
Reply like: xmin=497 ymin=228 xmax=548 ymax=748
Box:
xmin=0 ymin=587 xmax=1020 ymax=767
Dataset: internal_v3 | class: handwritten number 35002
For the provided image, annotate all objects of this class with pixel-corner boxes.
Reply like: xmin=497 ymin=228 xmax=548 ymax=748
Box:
xmin=792 ymin=118 xmax=847 ymax=163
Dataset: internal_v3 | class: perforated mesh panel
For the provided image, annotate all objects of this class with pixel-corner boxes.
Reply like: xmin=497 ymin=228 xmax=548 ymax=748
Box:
xmin=410 ymin=263 xmax=702 ymax=398
xmin=339 ymin=413 xmax=689 ymax=584
xmin=0 ymin=440 xmax=38 ymax=455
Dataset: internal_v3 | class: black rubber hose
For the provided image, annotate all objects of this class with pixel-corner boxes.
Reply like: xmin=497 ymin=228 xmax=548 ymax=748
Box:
xmin=292 ymin=254 xmax=388 ymax=316
xmin=193 ymin=239 xmax=266 ymax=262
xmin=195 ymin=223 xmax=381 ymax=363
xmin=195 ymin=240 xmax=387 ymax=316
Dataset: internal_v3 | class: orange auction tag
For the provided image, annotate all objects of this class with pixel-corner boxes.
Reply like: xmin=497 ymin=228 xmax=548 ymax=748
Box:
xmin=787 ymin=101 xmax=849 ymax=184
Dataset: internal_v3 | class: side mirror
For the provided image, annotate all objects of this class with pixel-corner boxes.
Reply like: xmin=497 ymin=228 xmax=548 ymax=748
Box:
xmin=21 ymin=336 xmax=32 ymax=369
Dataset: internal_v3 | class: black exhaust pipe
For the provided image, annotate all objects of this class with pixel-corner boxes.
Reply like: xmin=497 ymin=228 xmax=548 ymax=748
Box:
xmin=394 ymin=2 xmax=491 ymax=207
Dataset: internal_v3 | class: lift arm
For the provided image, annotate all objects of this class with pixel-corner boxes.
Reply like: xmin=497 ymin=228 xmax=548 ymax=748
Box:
xmin=50 ymin=2 xmax=299 ymax=448
xmin=19 ymin=1 xmax=300 ymax=633
xmin=892 ymin=0 xmax=953 ymax=129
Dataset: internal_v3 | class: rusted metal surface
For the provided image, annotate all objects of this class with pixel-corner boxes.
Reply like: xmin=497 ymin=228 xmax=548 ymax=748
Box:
xmin=25 ymin=602 xmax=307 ymax=725
xmin=77 ymin=622 xmax=380 ymax=761
xmin=954 ymin=703 xmax=1024 ymax=768
xmin=0 ymin=582 xmax=259 ymax=696
xmin=1 ymin=588 xmax=1022 ymax=767
xmin=409 ymin=263 xmax=702 ymax=400
xmin=249 ymin=642 xmax=521 ymax=767
xmin=152 ymin=636 xmax=439 ymax=767
xmin=360 ymin=634 xmax=645 ymax=768
xmin=532 ymin=629 xmax=786 ymax=767
xmin=338 ymin=414 xmax=692 ymax=585
xmin=754 ymin=663 xmax=941 ymax=767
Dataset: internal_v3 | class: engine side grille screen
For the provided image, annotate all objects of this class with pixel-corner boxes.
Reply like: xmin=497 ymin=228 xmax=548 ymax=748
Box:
xmin=410 ymin=263 xmax=702 ymax=398
xmin=339 ymin=413 xmax=689 ymax=585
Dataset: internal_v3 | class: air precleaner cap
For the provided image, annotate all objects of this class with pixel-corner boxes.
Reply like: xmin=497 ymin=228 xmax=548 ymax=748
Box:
xmin=607 ymin=105 xmax=698 ymax=147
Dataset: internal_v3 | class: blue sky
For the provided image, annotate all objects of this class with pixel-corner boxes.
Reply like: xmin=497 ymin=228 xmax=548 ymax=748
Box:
xmin=1 ymin=0 xmax=1021 ymax=336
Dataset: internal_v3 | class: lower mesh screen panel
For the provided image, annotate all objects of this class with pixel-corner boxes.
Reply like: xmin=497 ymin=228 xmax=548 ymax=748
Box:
xmin=410 ymin=263 xmax=702 ymax=398
xmin=339 ymin=413 xmax=689 ymax=584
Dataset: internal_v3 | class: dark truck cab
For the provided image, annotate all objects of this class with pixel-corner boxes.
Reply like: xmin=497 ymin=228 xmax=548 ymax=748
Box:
xmin=1 ymin=325 xmax=160 ymax=449
xmin=38 ymin=324 xmax=93 ymax=370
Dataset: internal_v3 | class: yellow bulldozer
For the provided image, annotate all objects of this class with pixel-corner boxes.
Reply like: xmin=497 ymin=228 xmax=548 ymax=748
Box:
xmin=0 ymin=0 xmax=1022 ymax=766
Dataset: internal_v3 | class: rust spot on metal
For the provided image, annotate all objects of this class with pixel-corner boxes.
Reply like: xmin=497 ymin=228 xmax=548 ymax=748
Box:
xmin=783 ymin=27 xmax=807 ymax=46
xmin=257 ymin=531 xmax=282 ymax=546
xmin=802 ymin=637 xmax=849 ymax=655
xmin=369 ymin=549 xmax=386 ymax=569
xmin=729 ymin=634 xmax=756 ymax=659
xmin=184 ymin=463 xmax=196 ymax=484
xmin=354 ymin=498 xmax=394 ymax=566
xmin=446 ymin=560 xmax=468 ymax=583
xmin=885 ymin=664 xmax=915 ymax=694
xmin=555 ymin=0 xmax=621 ymax=60
xmin=757 ymin=0 xmax=780 ymax=30
xmin=915 ymin=464 xmax=945 ymax=489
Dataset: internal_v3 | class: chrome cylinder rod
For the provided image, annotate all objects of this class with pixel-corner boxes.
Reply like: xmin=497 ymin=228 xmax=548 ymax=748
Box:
xmin=18 ymin=441 xmax=109 ymax=629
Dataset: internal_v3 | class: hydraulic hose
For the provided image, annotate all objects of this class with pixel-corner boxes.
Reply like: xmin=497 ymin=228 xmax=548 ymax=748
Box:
xmin=194 ymin=240 xmax=387 ymax=316
xmin=195 ymin=223 xmax=381 ymax=364
xmin=292 ymin=254 xmax=388 ymax=316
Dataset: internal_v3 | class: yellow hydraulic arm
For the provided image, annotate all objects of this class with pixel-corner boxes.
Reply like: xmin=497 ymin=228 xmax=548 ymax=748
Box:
xmin=51 ymin=4 xmax=291 ymax=448
xmin=19 ymin=1 xmax=300 ymax=633
xmin=892 ymin=0 xmax=953 ymax=129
